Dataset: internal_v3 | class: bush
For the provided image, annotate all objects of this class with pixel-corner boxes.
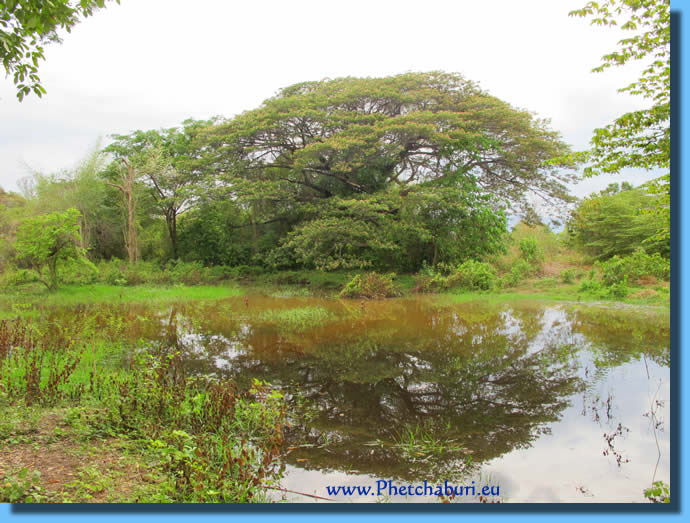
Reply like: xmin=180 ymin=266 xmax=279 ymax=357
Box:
xmin=518 ymin=236 xmax=544 ymax=271
xmin=560 ymin=268 xmax=576 ymax=284
xmin=511 ymin=259 xmax=533 ymax=284
xmin=340 ymin=272 xmax=401 ymax=299
xmin=577 ymin=275 xmax=631 ymax=300
xmin=597 ymin=249 xmax=670 ymax=286
xmin=445 ymin=260 xmax=497 ymax=291
xmin=577 ymin=277 xmax=604 ymax=296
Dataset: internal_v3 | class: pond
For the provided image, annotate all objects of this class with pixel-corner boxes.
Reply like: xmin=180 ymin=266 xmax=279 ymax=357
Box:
xmin=46 ymin=295 xmax=671 ymax=503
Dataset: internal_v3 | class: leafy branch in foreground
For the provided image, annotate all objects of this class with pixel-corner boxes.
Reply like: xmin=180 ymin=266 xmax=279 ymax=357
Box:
xmin=567 ymin=0 xmax=670 ymax=240
xmin=1 ymin=0 xmax=120 ymax=100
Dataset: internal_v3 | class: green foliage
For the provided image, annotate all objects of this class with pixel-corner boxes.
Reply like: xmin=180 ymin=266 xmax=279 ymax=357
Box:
xmin=0 ymin=317 xmax=86 ymax=406
xmin=14 ymin=208 xmax=95 ymax=291
xmin=0 ymin=0 xmax=119 ymax=100
xmin=518 ymin=236 xmax=544 ymax=272
xmin=274 ymin=186 xmax=506 ymax=273
xmin=568 ymin=0 xmax=670 ymax=240
xmin=0 ymin=467 xmax=45 ymax=502
xmin=568 ymin=184 xmax=668 ymax=260
xmin=596 ymin=248 xmax=670 ymax=285
xmin=644 ymin=480 xmax=670 ymax=503
xmin=209 ymin=72 xmax=573 ymax=211
xmin=258 ymin=306 xmax=332 ymax=332
xmin=506 ymin=259 xmax=534 ymax=287
xmin=340 ymin=272 xmax=402 ymax=299
xmin=445 ymin=260 xmax=497 ymax=291
xmin=560 ymin=268 xmax=577 ymax=284
xmin=177 ymin=200 xmax=253 ymax=266
xmin=577 ymin=273 xmax=631 ymax=300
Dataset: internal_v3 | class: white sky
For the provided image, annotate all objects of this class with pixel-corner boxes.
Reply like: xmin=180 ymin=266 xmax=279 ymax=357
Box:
xmin=0 ymin=0 xmax=665 ymax=202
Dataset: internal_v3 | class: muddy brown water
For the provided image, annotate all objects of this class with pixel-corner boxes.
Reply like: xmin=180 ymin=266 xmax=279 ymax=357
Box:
xmin=45 ymin=295 xmax=671 ymax=502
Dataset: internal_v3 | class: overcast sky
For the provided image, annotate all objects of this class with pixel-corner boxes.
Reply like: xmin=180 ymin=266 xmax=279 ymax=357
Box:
xmin=0 ymin=0 xmax=664 ymax=203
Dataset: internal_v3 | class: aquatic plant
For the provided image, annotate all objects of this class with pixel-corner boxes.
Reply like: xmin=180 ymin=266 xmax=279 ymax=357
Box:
xmin=258 ymin=306 xmax=333 ymax=332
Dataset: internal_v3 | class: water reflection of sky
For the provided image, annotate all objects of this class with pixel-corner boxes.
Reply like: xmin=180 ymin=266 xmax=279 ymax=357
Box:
xmin=87 ymin=297 xmax=670 ymax=503
xmin=268 ymin=304 xmax=670 ymax=503
xmin=480 ymin=355 xmax=670 ymax=503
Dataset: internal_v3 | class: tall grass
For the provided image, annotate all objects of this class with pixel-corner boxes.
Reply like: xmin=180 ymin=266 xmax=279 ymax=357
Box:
xmin=258 ymin=306 xmax=333 ymax=332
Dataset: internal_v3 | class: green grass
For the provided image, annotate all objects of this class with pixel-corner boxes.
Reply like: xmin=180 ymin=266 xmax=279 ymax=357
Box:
xmin=0 ymin=283 xmax=244 ymax=307
xmin=442 ymin=281 xmax=670 ymax=308
xmin=258 ymin=306 xmax=334 ymax=332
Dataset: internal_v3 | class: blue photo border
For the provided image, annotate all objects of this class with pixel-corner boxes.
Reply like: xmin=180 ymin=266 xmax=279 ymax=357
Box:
xmin=0 ymin=1 xmax=685 ymax=521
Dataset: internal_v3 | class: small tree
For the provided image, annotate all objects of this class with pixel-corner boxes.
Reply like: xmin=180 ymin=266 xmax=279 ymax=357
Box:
xmin=14 ymin=208 xmax=93 ymax=291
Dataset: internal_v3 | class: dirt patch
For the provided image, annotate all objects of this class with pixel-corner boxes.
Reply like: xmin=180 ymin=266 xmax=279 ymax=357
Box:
xmin=0 ymin=412 xmax=156 ymax=502
xmin=636 ymin=275 xmax=659 ymax=285
xmin=627 ymin=289 xmax=659 ymax=299
xmin=542 ymin=261 xmax=569 ymax=278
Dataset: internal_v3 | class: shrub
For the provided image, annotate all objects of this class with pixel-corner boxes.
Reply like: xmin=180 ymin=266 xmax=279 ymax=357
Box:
xmin=577 ymin=277 xmax=604 ymax=297
xmin=340 ymin=272 xmax=401 ymax=299
xmin=445 ymin=260 xmax=497 ymax=291
xmin=511 ymin=259 xmax=533 ymax=284
xmin=560 ymin=268 xmax=576 ymax=284
xmin=597 ymin=249 xmax=670 ymax=286
xmin=518 ymin=236 xmax=544 ymax=270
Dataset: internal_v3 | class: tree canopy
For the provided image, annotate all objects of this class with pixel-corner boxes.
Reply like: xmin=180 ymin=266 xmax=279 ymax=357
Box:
xmin=14 ymin=207 xmax=93 ymax=290
xmin=207 ymin=72 xmax=574 ymax=215
xmin=0 ymin=0 xmax=118 ymax=100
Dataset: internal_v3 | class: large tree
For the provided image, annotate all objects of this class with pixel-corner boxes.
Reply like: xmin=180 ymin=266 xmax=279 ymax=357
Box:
xmin=1 ymin=0 xmax=119 ymax=100
xmin=206 ymin=72 xmax=575 ymax=217
xmin=569 ymin=0 xmax=670 ymax=240
xmin=105 ymin=119 xmax=216 ymax=259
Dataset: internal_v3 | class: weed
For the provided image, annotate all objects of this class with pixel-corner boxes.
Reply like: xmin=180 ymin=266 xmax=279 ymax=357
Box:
xmin=340 ymin=273 xmax=401 ymax=299
xmin=0 ymin=468 xmax=46 ymax=502
xmin=258 ymin=307 xmax=332 ymax=332
xmin=644 ymin=481 xmax=670 ymax=503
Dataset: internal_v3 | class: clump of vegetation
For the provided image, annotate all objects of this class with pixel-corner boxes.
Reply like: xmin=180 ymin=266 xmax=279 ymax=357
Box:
xmin=445 ymin=260 xmax=497 ymax=291
xmin=596 ymin=249 xmax=670 ymax=286
xmin=518 ymin=236 xmax=544 ymax=272
xmin=577 ymin=272 xmax=631 ymax=300
xmin=0 ymin=467 xmax=45 ymax=503
xmin=340 ymin=272 xmax=401 ymax=299
xmin=567 ymin=183 xmax=669 ymax=260
xmin=414 ymin=260 xmax=497 ymax=292
xmin=258 ymin=306 xmax=332 ymax=332
xmin=560 ymin=268 xmax=576 ymax=284
xmin=644 ymin=481 xmax=670 ymax=503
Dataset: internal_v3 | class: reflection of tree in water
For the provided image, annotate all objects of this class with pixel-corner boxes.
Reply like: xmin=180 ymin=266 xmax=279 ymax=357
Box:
xmin=566 ymin=305 xmax=669 ymax=369
xmin=128 ymin=300 xmax=585 ymax=481
xmin=568 ymin=305 xmax=670 ymax=475
xmin=40 ymin=298 xmax=669 ymax=483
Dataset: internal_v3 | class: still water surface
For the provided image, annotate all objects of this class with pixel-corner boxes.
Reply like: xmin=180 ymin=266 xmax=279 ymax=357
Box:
xmin=59 ymin=295 xmax=671 ymax=502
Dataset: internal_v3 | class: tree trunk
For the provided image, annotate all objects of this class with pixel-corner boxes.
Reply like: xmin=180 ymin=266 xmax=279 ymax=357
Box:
xmin=166 ymin=209 xmax=178 ymax=259
xmin=125 ymin=162 xmax=138 ymax=263
xmin=108 ymin=159 xmax=138 ymax=264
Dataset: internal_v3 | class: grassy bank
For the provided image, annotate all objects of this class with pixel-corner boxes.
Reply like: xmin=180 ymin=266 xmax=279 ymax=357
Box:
xmin=0 ymin=270 xmax=670 ymax=312
xmin=0 ymin=282 xmax=244 ymax=308
xmin=441 ymin=278 xmax=670 ymax=308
